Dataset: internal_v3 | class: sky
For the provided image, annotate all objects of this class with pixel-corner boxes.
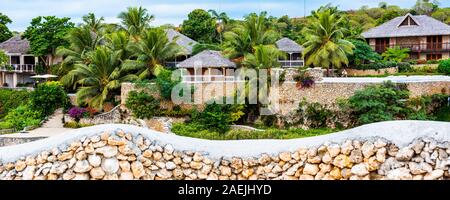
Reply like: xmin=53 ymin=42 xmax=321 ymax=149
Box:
xmin=1 ymin=0 xmax=449 ymax=32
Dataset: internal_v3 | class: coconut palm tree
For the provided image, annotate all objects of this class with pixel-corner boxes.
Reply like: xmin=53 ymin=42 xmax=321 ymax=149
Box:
xmin=118 ymin=6 xmax=154 ymax=40
xmin=71 ymin=47 xmax=138 ymax=109
xmin=125 ymin=28 xmax=181 ymax=78
xmin=224 ymin=12 xmax=279 ymax=60
xmin=208 ymin=9 xmax=230 ymax=44
xmin=242 ymin=45 xmax=286 ymax=69
xmin=302 ymin=9 xmax=354 ymax=75
xmin=105 ymin=30 xmax=132 ymax=61
xmin=57 ymin=26 xmax=102 ymax=87
xmin=82 ymin=13 xmax=105 ymax=33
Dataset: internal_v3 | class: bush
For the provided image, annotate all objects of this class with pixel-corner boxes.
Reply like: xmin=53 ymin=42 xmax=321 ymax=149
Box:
xmin=293 ymin=71 xmax=315 ymax=88
xmin=125 ymin=91 xmax=160 ymax=119
xmin=0 ymin=105 xmax=42 ymax=130
xmin=155 ymin=68 xmax=180 ymax=100
xmin=63 ymin=121 xmax=94 ymax=128
xmin=190 ymin=101 xmax=245 ymax=133
xmin=0 ymin=89 xmax=30 ymax=119
xmin=348 ymin=81 xmax=410 ymax=125
xmin=68 ymin=107 xmax=87 ymax=122
xmin=397 ymin=62 xmax=412 ymax=72
xmin=350 ymin=61 xmax=398 ymax=70
xmin=438 ymin=59 xmax=450 ymax=75
xmin=30 ymin=81 xmax=69 ymax=117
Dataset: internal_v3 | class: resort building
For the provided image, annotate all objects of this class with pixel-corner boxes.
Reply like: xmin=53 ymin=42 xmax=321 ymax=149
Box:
xmin=0 ymin=36 xmax=38 ymax=88
xmin=164 ymin=29 xmax=198 ymax=68
xmin=275 ymin=37 xmax=304 ymax=67
xmin=176 ymin=50 xmax=236 ymax=83
xmin=362 ymin=13 xmax=450 ymax=61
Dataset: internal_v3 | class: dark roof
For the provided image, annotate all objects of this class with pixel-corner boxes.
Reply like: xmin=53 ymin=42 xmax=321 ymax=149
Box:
xmin=176 ymin=50 xmax=236 ymax=68
xmin=0 ymin=35 xmax=31 ymax=54
xmin=276 ymin=37 xmax=303 ymax=52
xmin=165 ymin=29 xmax=198 ymax=55
xmin=362 ymin=13 xmax=450 ymax=38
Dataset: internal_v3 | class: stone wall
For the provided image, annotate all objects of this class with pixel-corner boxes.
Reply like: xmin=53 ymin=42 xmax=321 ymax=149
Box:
xmin=0 ymin=121 xmax=449 ymax=180
xmin=346 ymin=67 xmax=398 ymax=76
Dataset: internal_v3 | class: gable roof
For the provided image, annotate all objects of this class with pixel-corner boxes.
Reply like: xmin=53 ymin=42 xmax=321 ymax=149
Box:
xmin=176 ymin=50 xmax=236 ymax=68
xmin=276 ymin=37 xmax=303 ymax=53
xmin=362 ymin=14 xmax=450 ymax=38
xmin=165 ymin=29 xmax=198 ymax=55
xmin=0 ymin=35 xmax=31 ymax=54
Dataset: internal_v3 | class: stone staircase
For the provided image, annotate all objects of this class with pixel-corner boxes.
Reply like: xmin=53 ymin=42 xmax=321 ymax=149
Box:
xmin=41 ymin=108 xmax=64 ymax=128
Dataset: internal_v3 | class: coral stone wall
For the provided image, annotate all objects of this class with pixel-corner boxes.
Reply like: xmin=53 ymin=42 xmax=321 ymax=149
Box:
xmin=0 ymin=122 xmax=449 ymax=180
xmin=345 ymin=67 xmax=398 ymax=76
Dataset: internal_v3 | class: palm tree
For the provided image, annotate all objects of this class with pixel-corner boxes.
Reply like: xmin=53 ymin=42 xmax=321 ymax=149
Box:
xmin=105 ymin=30 xmax=132 ymax=61
xmin=82 ymin=13 xmax=105 ymax=33
xmin=302 ymin=9 xmax=354 ymax=75
xmin=382 ymin=46 xmax=410 ymax=62
xmin=125 ymin=28 xmax=181 ymax=78
xmin=118 ymin=6 xmax=154 ymax=40
xmin=208 ymin=9 xmax=230 ymax=44
xmin=224 ymin=12 xmax=279 ymax=60
xmin=71 ymin=47 xmax=138 ymax=109
xmin=57 ymin=26 xmax=102 ymax=87
xmin=242 ymin=45 xmax=285 ymax=69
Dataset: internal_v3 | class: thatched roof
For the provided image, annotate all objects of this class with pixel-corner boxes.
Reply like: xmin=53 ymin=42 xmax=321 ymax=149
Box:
xmin=362 ymin=13 xmax=450 ymax=38
xmin=165 ymin=29 xmax=198 ymax=55
xmin=276 ymin=37 xmax=303 ymax=53
xmin=0 ymin=35 xmax=31 ymax=54
xmin=176 ymin=50 xmax=236 ymax=68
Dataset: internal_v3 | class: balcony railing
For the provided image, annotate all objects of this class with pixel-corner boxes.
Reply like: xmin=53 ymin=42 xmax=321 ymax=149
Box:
xmin=181 ymin=75 xmax=238 ymax=83
xmin=372 ymin=43 xmax=450 ymax=53
xmin=0 ymin=64 xmax=35 ymax=73
xmin=278 ymin=60 xmax=304 ymax=68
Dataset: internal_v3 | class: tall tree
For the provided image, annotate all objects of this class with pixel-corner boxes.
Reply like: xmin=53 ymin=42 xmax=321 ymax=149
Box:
xmin=223 ymin=12 xmax=279 ymax=60
xmin=0 ymin=13 xmax=13 ymax=43
xmin=23 ymin=16 xmax=75 ymax=66
xmin=82 ymin=13 xmax=105 ymax=33
xmin=208 ymin=9 xmax=230 ymax=44
xmin=302 ymin=8 xmax=354 ymax=74
xmin=69 ymin=47 xmax=138 ymax=109
xmin=431 ymin=8 xmax=450 ymax=24
xmin=118 ymin=6 xmax=154 ymax=40
xmin=413 ymin=0 xmax=439 ymax=15
xmin=125 ymin=28 xmax=181 ymax=78
xmin=242 ymin=45 xmax=285 ymax=69
xmin=181 ymin=9 xmax=216 ymax=43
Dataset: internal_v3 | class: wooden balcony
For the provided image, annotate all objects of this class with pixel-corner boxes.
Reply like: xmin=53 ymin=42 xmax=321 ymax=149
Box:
xmin=181 ymin=75 xmax=237 ymax=83
xmin=372 ymin=43 xmax=450 ymax=53
xmin=0 ymin=64 xmax=36 ymax=73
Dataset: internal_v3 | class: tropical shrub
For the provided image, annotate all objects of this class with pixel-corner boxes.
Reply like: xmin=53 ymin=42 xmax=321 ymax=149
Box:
xmin=155 ymin=68 xmax=180 ymax=100
xmin=348 ymin=39 xmax=381 ymax=65
xmin=397 ymin=62 xmax=413 ymax=72
xmin=0 ymin=89 xmax=30 ymax=118
xmin=0 ymin=49 xmax=7 ymax=66
xmin=30 ymin=81 xmax=69 ymax=117
xmin=382 ymin=46 xmax=410 ymax=62
xmin=350 ymin=61 xmax=398 ymax=70
xmin=348 ymin=81 xmax=410 ymax=125
xmin=438 ymin=59 xmax=450 ymax=75
xmin=68 ymin=107 xmax=87 ymax=122
xmin=190 ymin=102 xmax=245 ymax=133
xmin=0 ymin=105 xmax=42 ymax=130
xmin=125 ymin=91 xmax=160 ymax=119
xmin=293 ymin=71 xmax=315 ymax=88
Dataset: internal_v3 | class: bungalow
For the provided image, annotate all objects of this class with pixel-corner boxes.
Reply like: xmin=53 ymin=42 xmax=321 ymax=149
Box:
xmin=176 ymin=50 xmax=236 ymax=82
xmin=164 ymin=29 xmax=198 ymax=68
xmin=362 ymin=13 xmax=450 ymax=61
xmin=275 ymin=37 xmax=304 ymax=67
xmin=0 ymin=36 xmax=38 ymax=88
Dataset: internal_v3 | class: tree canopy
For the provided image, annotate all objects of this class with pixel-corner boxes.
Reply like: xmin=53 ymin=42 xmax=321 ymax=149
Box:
xmin=0 ymin=13 xmax=13 ymax=43
xmin=181 ymin=9 xmax=216 ymax=43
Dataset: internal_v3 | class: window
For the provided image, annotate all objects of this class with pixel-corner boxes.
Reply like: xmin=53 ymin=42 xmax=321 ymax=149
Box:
xmin=426 ymin=53 xmax=442 ymax=60
xmin=399 ymin=16 xmax=418 ymax=27
xmin=427 ymin=36 xmax=443 ymax=50
xmin=375 ymin=38 xmax=390 ymax=52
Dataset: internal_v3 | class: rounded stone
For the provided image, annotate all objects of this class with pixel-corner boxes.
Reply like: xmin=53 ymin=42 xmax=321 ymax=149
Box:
xmin=101 ymin=158 xmax=119 ymax=174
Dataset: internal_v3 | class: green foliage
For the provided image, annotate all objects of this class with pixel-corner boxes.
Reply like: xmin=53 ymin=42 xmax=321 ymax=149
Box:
xmin=171 ymin=122 xmax=336 ymax=140
xmin=23 ymin=16 xmax=75 ymax=65
xmin=0 ymin=89 xmax=30 ymax=119
xmin=438 ymin=59 xmax=450 ymax=75
xmin=118 ymin=6 xmax=154 ymax=39
xmin=348 ymin=81 xmax=410 ymax=125
xmin=302 ymin=8 xmax=354 ymax=70
xmin=30 ymin=81 xmax=69 ymax=117
xmin=125 ymin=91 xmax=160 ymax=119
xmin=242 ymin=44 xmax=285 ymax=68
xmin=63 ymin=121 xmax=94 ymax=128
xmin=431 ymin=8 xmax=450 ymax=24
xmin=181 ymin=9 xmax=217 ymax=43
xmin=190 ymin=102 xmax=245 ymax=133
xmin=348 ymin=40 xmax=381 ymax=65
xmin=192 ymin=43 xmax=222 ymax=55
xmin=0 ymin=13 xmax=13 ymax=43
xmin=0 ymin=105 xmax=42 ymax=130
xmin=382 ymin=46 xmax=410 ymax=62
xmin=0 ymin=49 xmax=8 ymax=66
xmin=155 ymin=68 xmax=180 ymax=100
xmin=350 ymin=61 xmax=404 ymax=70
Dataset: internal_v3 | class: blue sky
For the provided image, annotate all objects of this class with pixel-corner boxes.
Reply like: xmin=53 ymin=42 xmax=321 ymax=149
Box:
xmin=1 ymin=0 xmax=449 ymax=31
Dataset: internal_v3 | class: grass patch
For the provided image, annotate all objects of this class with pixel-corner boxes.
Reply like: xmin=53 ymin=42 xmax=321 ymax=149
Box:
xmin=171 ymin=122 xmax=338 ymax=140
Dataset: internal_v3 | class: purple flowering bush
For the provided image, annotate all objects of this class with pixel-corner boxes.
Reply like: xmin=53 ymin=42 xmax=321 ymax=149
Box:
xmin=68 ymin=107 xmax=87 ymax=122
